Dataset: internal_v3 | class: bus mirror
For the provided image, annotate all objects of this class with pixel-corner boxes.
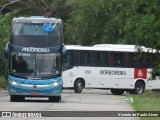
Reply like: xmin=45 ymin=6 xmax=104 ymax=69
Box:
xmin=4 ymin=42 xmax=9 ymax=59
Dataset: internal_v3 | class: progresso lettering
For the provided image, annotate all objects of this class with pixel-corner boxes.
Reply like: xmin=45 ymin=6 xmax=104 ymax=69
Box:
xmin=22 ymin=47 xmax=50 ymax=53
xmin=100 ymin=70 xmax=126 ymax=75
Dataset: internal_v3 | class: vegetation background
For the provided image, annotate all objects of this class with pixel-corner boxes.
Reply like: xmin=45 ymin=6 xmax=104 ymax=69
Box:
xmin=1 ymin=0 xmax=160 ymax=89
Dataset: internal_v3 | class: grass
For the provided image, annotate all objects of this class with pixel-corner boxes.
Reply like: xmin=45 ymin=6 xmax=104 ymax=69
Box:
xmin=128 ymin=91 xmax=160 ymax=120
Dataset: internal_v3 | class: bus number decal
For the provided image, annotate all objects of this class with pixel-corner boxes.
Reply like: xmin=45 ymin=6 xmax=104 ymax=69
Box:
xmin=134 ymin=68 xmax=147 ymax=79
xmin=85 ymin=70 xmax=91 ymax=74
xmin=100 ymin=70 xmax=126 ymax=75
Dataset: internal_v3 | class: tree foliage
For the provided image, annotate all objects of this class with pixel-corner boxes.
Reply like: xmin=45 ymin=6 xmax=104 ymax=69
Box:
xmin=65 ymin=0 xmax=160 ymax=47
xmin=2 ymin=0 xmax=73 ymax=22
xmin=0 ymin=14 xmax=12 ymax=76
xmin=65 ymin=0 xmax=133 ymax=45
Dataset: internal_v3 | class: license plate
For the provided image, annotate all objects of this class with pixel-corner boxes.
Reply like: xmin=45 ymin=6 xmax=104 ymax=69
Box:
xmin=30 ymin=91 xmax=39 ymax=94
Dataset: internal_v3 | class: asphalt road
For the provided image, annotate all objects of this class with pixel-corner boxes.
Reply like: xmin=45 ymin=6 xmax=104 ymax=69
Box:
xmin=0 ymin=89 xmax=139 ymax=120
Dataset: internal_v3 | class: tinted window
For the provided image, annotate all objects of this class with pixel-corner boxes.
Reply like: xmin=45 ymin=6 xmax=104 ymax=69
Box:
xmin=10 ymin=23 xmax=62 ymax=47
xmin=113 ymin=52 xmax=127 ymax=66
xmin=93 ymin=51 xmax=108 ymax=66
xmin=10 ymin=52 xmax=61 ymax=79
xmin=63 ymin=51 xmax=74 ymax=69
xmin=128 ymin=52 xmax=155 ymax=68
xmin=75 ymin=51 xmax=92 ymax=65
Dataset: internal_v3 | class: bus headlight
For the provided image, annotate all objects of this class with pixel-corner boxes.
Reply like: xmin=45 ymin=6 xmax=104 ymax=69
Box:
xmin=52 ymin=81 xmax=62 ymax=86
xmin=9 ymin=80 xmax=20 ymax=86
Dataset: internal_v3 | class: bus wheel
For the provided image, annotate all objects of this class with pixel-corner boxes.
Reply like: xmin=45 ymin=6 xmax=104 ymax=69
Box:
xmin=49 ymin=96 xmax=61 ymax=102
xmin=18 ymin=96 xmax=25 ymax=102
xmin=110 ymin=89 xmax=124 ymax=95
xmin=10 ymin=95 xmax=17 ymax=102
xmin=74 ymin=79 xmax=83 ymax=93
xmin=130 ymin=81 xmax=145 ymax=94
xmin=10 ymin=95 xmax=24 ymax=102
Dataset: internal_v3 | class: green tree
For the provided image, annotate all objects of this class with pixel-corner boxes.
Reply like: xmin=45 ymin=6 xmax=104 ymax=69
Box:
xmin=65 ymin=0 xmax=133 ymax=45
xmin=7 ymin=0 xmax=74 ymax=21
xmin=0 ymin=13 xmax=12 ymax=76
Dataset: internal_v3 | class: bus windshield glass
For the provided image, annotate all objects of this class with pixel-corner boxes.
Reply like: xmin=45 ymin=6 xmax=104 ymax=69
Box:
xmin=11 ymin=22 xmax=61 ymax=47
xmin=10 ymin=52 xmax=61 ymax=79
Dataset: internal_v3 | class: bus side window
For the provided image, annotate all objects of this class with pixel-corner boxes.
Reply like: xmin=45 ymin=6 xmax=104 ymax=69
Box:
xmin=84 ymin=51 xmax=92 ymax=66
xmin=109 ymin=52 xmax=114 ymax=66
xmin=92 ymin=51 xmax=100 ymax=66
xmin=113 ymin=52 xmax=127 ymax=67
xmin=75 ymin=50 xmax=85 ymax=66
xmin=122 ymin=53 xmax=127 ymax=66
xmin=75 ymin=50 xmax=80 ymax=65
xmin=63 ymin=51 xmax=73 ymax=69
xmin=94 ymin=51 xmax=108 ymax=66
xmin=128 ymin=53 xmax=136 ymax=67
xmin=114 ymin=52 xmax=122 ymax=66
xmin=129 ymin=53 xmax=144 ymax=67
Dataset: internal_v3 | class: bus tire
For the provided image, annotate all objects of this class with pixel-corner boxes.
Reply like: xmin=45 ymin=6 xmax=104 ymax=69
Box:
xmin=110 ymin=89 xmax=124 ymax=95
xmin=18 ymin=96 xmax=25 ymax=102
xmin=49 ymin=96 xmax=61 ymax=102
xmin=10 ymin=95 xmax=25 ymax=102
xmin=74 ymin=79 xmax=83 ymax=93
xmin=10 ymin=95 xmax=17 ymax=102
xmin=130 ymin=81 xmax=145 ymax=94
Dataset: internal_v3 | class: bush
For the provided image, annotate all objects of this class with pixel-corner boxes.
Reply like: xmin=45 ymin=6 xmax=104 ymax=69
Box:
xmin=0 ymin=13 xmax=12 ymax=76
xmin=0 ymin=76 xmax=7 ymax=90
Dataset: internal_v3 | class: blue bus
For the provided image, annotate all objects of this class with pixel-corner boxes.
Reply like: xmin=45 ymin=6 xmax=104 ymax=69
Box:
xmin=5 ymin=16 xmax=65 ymax=102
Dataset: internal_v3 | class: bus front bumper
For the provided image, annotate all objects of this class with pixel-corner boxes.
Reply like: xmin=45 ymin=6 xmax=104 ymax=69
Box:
xmin=8 ymin=83 xmax=62 ymax=97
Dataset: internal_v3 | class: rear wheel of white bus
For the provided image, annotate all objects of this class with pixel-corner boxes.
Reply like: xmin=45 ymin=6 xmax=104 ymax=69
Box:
xmin=130 ymin=81 xmax=145 ymax=94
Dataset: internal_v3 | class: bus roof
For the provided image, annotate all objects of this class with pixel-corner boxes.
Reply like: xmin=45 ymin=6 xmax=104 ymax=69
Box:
xmin=65 ymin=44 xmax=156 ymax=53
xmin=12 ymin=16 xmax=61 ymax=23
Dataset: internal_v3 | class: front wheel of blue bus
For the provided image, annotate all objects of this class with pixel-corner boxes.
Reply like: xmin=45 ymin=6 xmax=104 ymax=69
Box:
xmin=10 ymin=95 xmax=25 ymax=102
xmin=49 ymin=96 xmax=61 ymax=102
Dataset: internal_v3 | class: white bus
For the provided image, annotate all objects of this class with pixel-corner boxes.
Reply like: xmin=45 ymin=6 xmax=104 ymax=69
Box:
xmin=62 ymin=44 xmax=159 ymax=95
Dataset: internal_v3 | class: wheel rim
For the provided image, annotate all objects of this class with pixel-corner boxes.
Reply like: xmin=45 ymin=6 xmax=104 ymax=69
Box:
xmin=136 ymin=85 xmax=143 ymax=93
xmin=78 ymin=82 xmax=82 ymax=90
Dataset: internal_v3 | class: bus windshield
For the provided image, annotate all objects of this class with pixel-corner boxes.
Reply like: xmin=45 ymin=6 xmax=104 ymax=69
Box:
xmin=10 ymin=52 xmax=61 ymax=79
xmin=11 ymin=22 xmax=61 ymax=47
